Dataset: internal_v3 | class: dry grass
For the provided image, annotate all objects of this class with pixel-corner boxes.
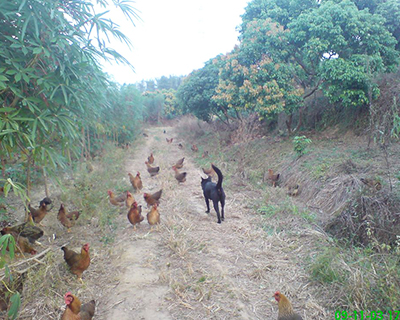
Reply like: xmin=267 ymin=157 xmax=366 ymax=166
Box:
xmin=0 ymin=142 xmax=129 ymax=319
xmin=174 ymin=115 xmax=400 ymax=313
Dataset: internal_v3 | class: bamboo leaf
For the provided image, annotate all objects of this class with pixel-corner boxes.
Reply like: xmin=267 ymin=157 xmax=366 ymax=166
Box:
xmin=8 ymin=292 xmax=21 ymax=320
xmin=21 ymin=13 xmax=31 ymax=40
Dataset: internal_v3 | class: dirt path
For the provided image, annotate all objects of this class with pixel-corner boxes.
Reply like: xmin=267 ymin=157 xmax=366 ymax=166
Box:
xmin=99 ymin=126 xmax=329 ymax=320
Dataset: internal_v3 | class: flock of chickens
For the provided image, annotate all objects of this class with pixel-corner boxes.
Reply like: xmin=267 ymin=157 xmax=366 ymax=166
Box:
xmin=0 ymin=195 xmax=94 ymax=318
xmin=0 ymin=134 xmax=304 ymax=319
xmin=107 ymin=149 xmax=189 ymax=231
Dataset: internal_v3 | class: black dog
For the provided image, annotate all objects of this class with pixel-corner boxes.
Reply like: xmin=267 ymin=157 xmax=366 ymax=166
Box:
xmin=201 ymin=164 xmax=226 ymax=224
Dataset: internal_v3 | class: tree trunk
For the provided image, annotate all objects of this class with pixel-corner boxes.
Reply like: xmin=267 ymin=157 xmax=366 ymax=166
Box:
xmin=286 ymin=108 xmax=304 ymax=136
xmin=42 ymin=167 xmax=49 ymax=197
xmin=67 ymin=148 xmax=72 ymax=166
xmin=294 ymin=107 xmax=304 ymax=133
xmin=286 ymin=114 xmax=293 ymax=135
xmin=26 ymin=152 xmax=32 ymax=199
xmin=81 ymin=127 xmax=85 ymax=162
xmin=87 ymin=127 xmax=91 ymax=160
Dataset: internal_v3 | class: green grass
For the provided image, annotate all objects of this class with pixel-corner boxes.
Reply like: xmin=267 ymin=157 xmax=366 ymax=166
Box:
xmin=59 ymin=142 xmax=128 ymax=244
xmin=309 ymin=247 xmax=346 ymax=284
xmin=308 ymin=243 xmax=400 ymax=311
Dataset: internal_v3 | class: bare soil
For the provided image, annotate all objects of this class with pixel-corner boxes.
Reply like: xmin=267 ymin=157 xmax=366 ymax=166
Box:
xmin=98 ymin=126 xmax=329 ymax=320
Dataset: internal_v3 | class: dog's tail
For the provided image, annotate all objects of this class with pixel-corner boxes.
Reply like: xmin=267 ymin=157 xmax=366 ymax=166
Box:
xmin=211 ymin=164 xmax=223 ymax=193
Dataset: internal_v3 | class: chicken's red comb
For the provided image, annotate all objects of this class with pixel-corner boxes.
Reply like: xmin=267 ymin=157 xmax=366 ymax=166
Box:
xmin=64 ymin=291 xmax=72 ymax=297
xmin=64 ymin=292 xmax=73 ymax=305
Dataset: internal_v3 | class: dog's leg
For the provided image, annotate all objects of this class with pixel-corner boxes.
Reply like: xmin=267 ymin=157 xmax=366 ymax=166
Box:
xmin=212 ymin=201 xmax=221 ymax=224
xmin=220 ymin=197 xmax=225 ymax=221
xmin=205 ymin=197 xmax=210 ymax=213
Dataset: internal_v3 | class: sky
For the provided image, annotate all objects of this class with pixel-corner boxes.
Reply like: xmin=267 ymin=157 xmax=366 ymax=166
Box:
xmin=101 ymin=0 xmax=250 ymax=85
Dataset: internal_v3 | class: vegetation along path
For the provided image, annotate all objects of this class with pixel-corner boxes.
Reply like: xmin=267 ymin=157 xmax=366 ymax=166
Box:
xmin=99 ymin=126 xmax=329 ymax=320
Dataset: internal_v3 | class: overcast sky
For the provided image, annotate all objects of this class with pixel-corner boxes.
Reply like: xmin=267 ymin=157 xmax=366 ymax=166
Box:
xmin=101 ymin=0 xmax=249 ymax=85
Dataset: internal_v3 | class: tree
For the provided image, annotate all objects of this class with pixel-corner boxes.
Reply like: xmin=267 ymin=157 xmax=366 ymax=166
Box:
xmin=156 ymin=75 xmax=183 ymax=90
xmin=213 ymin=21 xmax=304 ymax=125
xmin=0 ymin=0 xmax=139 ymax=192
xmin=177 ymin=57 xmax=223 ymax=122
xmin=376 ymin=0 xmax=400 ymax=50
xmin=230 ymin=0 xmax=399 ymax=133
xmin=161 ymin=89 xmax=181 ymax=119
xmin=142 ymin=91 xmax=164 ymax=122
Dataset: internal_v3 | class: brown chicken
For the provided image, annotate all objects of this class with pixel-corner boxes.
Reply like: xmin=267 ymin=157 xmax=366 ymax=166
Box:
xmin=166 ymin=138 xmax=173 ymax=143
xmin=172 ymin=166 xmax=187 ymax=183
xmin=58 ymin=204 xmax=81 ymax=230
xmin=176 ymin=157 xmax=185 ymax=166
xmin=268 ymin=169 xmax=280 ymax=187
xmin=1 ymin=213 xmax=43 ymax=243
xmin=145 ymin=161 xmax=160 ymax=177
xmin=127 ymin=201 xmax=144 ymax=230
xmin=8 ymin=231 xmax=37 ymax=255
xmin=28 ymin=202 xmax=50 ymax=224
xmin=191 ymin=144 xmax=198 ymax=152
xmin=39 ymin=197 xmax=52 ymax=208
xmin=360 ymin=178 xmax=382 ymax=190
xmin=147 ymin=153 xmax=154 ymax=164
xmin=62 ymin=292 xmax=95 ymax=320
xmin=129 ymin=172 xmax=143 ymax=191
xmin=202 ymin=166 xmax=215 ymax=177
xmin=107 ymin=190 xmax=125 ymax=206
xmin=174 ymin=157 xmax=185 ymax=169
xmin=125 ymin=191 xmax=135 ymax=208
xmin=61 ymin=243 xmax=91 ymax=282
xmin=143 ymin=189 xmax=163 ymax=207
xmin=274 ymin=291 xmax=303 ymax=320
xmin=147 ymin=204 xmax=160 ymax=227
xmin=287 ymin=184 xmax=300 ymax=196
xmin=178 ymin=143 xmax=183 ymax=149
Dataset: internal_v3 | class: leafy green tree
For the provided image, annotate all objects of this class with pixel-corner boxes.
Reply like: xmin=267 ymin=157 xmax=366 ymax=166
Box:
xmin=288 ymin=1 xmax=398 ymax=108
xmin=225 ymin=0 xmax=399 ymax=133
xmin=376 ymin=0 xmax=400 ymax=50
xmin=157 ymin=76 xmax=183 ymax=90
xmin=0 ymin=0 xmax=139 ymax=193
xmin=145 ymin=80 xmax=156 ymax=92
xmin=161 ymin=89 xmax=181 ymax=119
xmin=106 ymin=83 xmax=144 ymax=144
xmin=177 ymin=58 xmax=223 ymax=122
xmin=213 ymin=21 xmax=304 ymax=124
xmin=142 ymin=91 xmax=164 ymax=122
xmin=239 ymin=0 xmax=318 ymax=33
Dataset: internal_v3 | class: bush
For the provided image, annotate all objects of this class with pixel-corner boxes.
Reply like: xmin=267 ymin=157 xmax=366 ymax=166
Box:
xmin=293 ymin=135 xmax=312 ymax=157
